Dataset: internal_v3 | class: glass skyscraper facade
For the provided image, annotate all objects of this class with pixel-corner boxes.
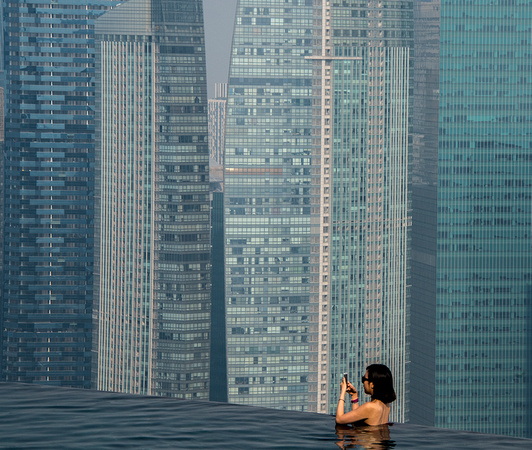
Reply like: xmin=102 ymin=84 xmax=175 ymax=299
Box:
xmin=436 ymin=0 xmax=531 ymax=437
xmin=412 ymin=0 xmax=532 ymax=438
xmin=93 ymin=0 xmax=211 ymax=399
xmin=318 ymin=1 xmax=412 ymax=420
xmin=0 ymin=86 xmax=4 ymax=380
xmin=224 ymin=0 xmax=319 ymax=411
xmin=210 ymin=190 xmax=227 ymax=403
xmin=410 ymin=0 xmax=439 ymax=427
xmin=1 ymin=0 xmax=119 ymax=387
xmin=224 ymin=0 xmax=412 ymax=416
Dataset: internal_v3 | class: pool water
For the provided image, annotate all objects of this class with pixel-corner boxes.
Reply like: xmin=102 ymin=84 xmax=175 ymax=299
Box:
xmin=1 ymin=383 xmax=530 ymax=449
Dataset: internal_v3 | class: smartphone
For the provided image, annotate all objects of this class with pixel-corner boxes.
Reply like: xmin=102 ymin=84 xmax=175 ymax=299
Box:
xmin=343 ymin=372 xmax=349 ymax=384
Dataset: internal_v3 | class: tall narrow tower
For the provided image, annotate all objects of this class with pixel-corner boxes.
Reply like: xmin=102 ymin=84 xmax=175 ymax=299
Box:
xmin=93 ymin=0 xmax=211 ymax=399
xmin=315 ymin=1 xmax=413 ymax=420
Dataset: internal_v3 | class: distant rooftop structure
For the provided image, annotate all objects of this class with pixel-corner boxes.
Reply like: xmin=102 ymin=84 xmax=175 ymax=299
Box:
xmin=208 ymin=82 xmax=227 ymax=170
xmin=214 ymin=82 xmax=228 ymax=100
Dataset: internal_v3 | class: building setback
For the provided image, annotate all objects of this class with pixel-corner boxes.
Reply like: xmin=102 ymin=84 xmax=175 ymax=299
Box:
xmin=93 ymin=0 xmax=211 ymax=399
xmin=1 ymin=0 xmax=120 ymax=387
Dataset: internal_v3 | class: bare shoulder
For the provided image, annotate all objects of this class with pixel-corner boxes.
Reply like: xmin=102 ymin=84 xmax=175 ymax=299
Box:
xmin=362 ymin=401 xmax=380 ymax=411
xmin=355 ymin=401 xmax=379 ymax=415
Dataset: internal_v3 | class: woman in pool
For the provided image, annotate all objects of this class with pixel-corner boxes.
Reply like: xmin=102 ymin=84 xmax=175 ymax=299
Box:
xmin=335 ymin=364 xmax=396 ymax=426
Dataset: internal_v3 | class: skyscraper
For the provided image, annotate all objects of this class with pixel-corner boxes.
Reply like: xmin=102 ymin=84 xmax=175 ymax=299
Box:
xmin=210 ymin=187 xmax=227 ymax=403
xmin=410 ymin=0 xmax=439 ymax=428
xmin=224 ymin=0 xmax=319 ymax=412
xmin=315 ymin=1 xmax=412 ymax=420
xmin=93 ymin=0 xmax=211 ymax=399
xmin=411 ymin=0 xmax=532 ymax=438
xmin=1 ymin=0 xmax=120 ymax=387
xmin=224 ymin=0 xmax=412 ymax=417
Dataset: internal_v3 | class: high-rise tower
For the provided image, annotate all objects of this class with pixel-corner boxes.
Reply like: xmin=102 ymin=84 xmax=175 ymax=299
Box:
xmin=1 ymin=0 xmax=120 ymax=387
xmin=411 ymin=0 xmax=532 ymax=438
xmin=224 ymin=1 xmax=412 ymax=417
xmin=410 ymin=0 xmax=439 ymax=428
xmin=315 ymin=1 xmax=413 ymax=420
xmin=224 ymin=0 xmax=319 ymax=412
xmin=93 ymin=0 xmax=211 ymax=399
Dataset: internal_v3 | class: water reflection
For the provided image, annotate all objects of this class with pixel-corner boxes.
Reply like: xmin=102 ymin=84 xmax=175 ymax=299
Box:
xmin=336 ymin=424 xmax=396 ymax=449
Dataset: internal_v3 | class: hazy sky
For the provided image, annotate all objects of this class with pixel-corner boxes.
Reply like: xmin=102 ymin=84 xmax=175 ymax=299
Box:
xmin=203 ymin=0 xmax=238 ymax=97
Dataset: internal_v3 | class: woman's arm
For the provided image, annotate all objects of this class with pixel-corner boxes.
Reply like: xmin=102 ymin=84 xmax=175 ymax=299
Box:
xmin=335 ymin=376 xmax=349 ymax=420
xmin=336 ymin=402 xmax=374 ymax=425
xmin=349 ymin=383 xmax=359 ymax=411
xmin=336 ymin=377 xmax=368 ymax=424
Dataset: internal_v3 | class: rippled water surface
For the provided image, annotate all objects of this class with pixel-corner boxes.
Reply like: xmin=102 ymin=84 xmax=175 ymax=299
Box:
xmin=1 ymin=383 xmax=531 ymax=449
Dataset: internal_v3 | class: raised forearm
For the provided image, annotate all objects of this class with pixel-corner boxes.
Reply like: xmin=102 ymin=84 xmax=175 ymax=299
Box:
xmin=336 ymin=392 xmax=347 ymax=420
xmin=350 ymin=394 xmax=359 ymax=411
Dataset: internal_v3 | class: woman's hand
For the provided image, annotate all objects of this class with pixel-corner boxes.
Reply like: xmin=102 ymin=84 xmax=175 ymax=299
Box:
xmin=336 ymin=380 xmax=367 ymax=424
xmin=346 ymin=381 xmax=357 ymax=397
xmin=340 ymin=376 xmax=348 ymax=395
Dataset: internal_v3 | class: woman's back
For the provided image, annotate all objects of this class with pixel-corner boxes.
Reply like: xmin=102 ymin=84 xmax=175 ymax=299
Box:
xmin=362 ymin=400 xmax=390 ymax=426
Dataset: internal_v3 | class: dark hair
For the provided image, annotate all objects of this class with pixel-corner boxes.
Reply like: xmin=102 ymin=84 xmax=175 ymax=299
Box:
xmin=366 ymin=364 xmax=396 ymax=404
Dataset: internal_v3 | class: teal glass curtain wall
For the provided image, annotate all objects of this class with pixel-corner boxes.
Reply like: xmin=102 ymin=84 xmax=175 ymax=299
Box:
xmin=436 ymin=0 xmax=532 ymax=437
